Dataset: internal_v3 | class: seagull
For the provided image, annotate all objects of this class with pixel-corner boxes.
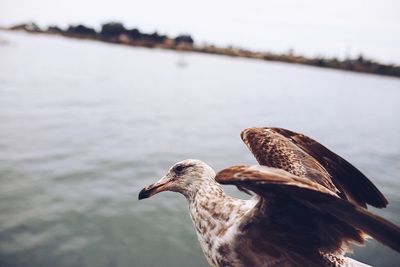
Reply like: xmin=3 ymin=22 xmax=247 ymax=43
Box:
xmin=138 ymin=127 xmax=400 ymax=267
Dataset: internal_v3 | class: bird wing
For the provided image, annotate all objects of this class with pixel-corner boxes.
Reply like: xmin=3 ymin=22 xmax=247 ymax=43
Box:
xmin=215 ymin=165 xmax=400 ymax=266
xmin=240 ymin=127 xmax=388 ymax=208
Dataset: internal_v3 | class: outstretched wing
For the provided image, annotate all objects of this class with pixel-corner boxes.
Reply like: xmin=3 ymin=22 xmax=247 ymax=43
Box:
xmin=240 ymin=127 xmax=388 ymax=208
xmin=215 ymin=165 xmax=400 ymax=266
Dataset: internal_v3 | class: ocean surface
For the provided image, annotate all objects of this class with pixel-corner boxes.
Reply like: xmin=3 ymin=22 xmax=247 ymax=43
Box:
xmin=0 ymin=31 xmax=399 ymax=267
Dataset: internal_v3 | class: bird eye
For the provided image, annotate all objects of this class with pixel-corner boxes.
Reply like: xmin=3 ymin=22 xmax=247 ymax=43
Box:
xmin=174 ymin=165 xmax=184 ymax=174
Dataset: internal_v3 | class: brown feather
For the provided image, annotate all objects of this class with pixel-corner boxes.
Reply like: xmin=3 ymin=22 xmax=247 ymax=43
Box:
xmin=241 ymin=127 xmax=388 ymax=208
xmin=216 ymin=165 xmax=400 ymax=263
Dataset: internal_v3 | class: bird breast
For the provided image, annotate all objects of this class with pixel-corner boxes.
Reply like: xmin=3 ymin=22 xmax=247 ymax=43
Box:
xmin=188 ymin=191 xmax=258 ymax=267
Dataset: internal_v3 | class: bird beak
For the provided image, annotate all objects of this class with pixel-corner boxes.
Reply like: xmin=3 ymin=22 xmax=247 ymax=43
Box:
xmin=138 ymin=177 xmax=170 ymax=200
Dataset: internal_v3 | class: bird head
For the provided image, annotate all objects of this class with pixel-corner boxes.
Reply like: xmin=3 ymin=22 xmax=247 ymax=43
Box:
xmin=138 ymin=159 xmax=216 ymax=200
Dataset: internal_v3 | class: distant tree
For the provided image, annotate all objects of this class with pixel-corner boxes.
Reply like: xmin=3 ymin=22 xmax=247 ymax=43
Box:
xmin=138 ymin=32 xmax=166 ymax=43
xmin=316 ymin=58 xmax=326 ymax=67
xmin=174 ymin=34 xmax=194 ymax=45
xmin=10 ymin=22 xmax=41 ymax=32
xmin=47 ymin=25 xmax=63 ymax=33
xmin=127 ymin=28 xmax=142 ymax=39
xmin=100 ymin=22 xmax=127 ymax=37
xmin=66 ymin=24 xmax=97 ymax=35
xmin=149 ymin=32 xmax=166 ymax=43
xmin=357 ymin=54 xmax=364 ymax=63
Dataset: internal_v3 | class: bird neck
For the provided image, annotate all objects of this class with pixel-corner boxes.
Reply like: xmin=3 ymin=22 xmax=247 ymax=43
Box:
xmin=186 ymin=180 xmax=250 ymax=251
xmin=186 ymin=179 xmax=231 ymax=211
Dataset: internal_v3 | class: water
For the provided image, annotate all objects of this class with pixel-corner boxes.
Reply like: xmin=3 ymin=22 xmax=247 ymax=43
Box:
xmin=0 ymin=31 xmax=399 ymax=267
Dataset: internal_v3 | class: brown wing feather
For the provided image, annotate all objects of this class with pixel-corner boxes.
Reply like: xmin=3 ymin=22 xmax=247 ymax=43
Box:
xmin=216 ymin=165 xmax=400 ymax=264
xmin=241 ymin=127 xmax=388 ymax=208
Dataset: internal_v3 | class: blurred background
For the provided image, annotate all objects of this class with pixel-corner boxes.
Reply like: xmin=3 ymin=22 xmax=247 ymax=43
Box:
xmin=0 ymin=1 xmax=399 ymax=267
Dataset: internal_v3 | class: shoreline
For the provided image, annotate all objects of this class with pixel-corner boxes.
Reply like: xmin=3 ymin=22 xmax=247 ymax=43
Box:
xmin=3 ymin=22 xmax=400 ymax=78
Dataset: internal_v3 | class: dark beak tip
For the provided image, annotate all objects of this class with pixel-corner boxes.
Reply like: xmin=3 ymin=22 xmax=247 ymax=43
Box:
xmin=138 ymin=188 xmax=150 ymax=200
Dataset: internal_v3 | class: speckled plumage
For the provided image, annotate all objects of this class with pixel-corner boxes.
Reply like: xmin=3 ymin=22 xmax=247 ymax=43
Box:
xmin=139 ymin=127 xmax=400 ymax=267
xmin=184 ymin=162 xmax=371 ymax=267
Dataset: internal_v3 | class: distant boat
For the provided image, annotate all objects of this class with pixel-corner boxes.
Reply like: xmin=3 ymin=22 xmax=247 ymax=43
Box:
xmin=176 ymin=54 xmax=188 ymax=68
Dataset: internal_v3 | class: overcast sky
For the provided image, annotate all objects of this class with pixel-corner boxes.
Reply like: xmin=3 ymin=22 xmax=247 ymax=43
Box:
xmin=1 ymin=0 xmax=399 ymax=63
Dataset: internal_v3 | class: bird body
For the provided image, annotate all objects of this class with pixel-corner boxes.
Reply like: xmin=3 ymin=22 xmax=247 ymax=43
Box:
xmin=185 ymin=165 xmax=371 ymax=267
xmin=138 ymin=127 xmax=400 ymax=267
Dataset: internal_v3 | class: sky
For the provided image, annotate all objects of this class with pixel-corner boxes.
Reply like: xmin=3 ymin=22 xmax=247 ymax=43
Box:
xmin=1 ymin=0 xmax=400 ymax=64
